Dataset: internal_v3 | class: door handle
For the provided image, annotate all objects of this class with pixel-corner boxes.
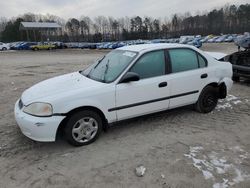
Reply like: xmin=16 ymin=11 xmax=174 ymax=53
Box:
xmin=158 ymin=82 xmax=168 ymax=88
xmin=201 ymin=73 xmax=208 ymax=79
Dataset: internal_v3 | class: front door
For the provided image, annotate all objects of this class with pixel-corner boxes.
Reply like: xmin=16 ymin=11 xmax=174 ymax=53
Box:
xmin=113 ymin=50 xmax=171 ymax=121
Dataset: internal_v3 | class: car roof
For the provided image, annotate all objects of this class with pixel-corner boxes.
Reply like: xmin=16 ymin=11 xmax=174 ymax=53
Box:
xmin=118 ymin=43 xmax=193 ymax=52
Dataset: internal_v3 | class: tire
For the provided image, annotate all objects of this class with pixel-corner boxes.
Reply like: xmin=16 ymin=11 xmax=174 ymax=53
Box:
xmin=232 ymin=76 xmax=240 ymax=82
xmin=2 ymin=47 xmax=7 ymax=51
xmin=34 ymin=48 xmax=39 ymax=51
xmin=64 ymin=110 xmax=103 ymax=146
xmin=195 ymin=86 xmax=218 ymax=113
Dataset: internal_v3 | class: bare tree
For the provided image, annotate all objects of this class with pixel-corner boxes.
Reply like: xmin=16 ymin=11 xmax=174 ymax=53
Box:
xmin=1 ymin=3 xmax=250 ymax=42
xmin=0 ymin=17 xmax=7 ymax=33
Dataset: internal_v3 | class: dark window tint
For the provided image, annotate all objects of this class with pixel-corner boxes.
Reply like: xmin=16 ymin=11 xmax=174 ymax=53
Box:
xmin=130 ymin=50 xmax=165 ymax=79
xmin=169 ymin=49 xmax=199 ymax=73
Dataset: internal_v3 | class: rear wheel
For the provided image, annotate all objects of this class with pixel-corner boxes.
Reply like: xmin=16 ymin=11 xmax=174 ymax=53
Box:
xmin=2 ymin=47 xmax=7 ymax=51
xmin=195 ymin=86 xmax=218 ymax=113
xmin=64 ymin=110 xmax=102 ymax=146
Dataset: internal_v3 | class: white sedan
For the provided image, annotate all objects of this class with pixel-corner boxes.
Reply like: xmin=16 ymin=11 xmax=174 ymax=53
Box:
xmin=0 ymin=42 xmax=9 ymax=50
xmin=15 ymin=44 xmax=233 ymax=146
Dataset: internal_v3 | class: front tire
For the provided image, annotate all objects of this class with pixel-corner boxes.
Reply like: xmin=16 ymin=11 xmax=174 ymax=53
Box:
xmin=64 ymin=110 xmax=102 ymax=146
xmin=195 ymin=86 xmax=218 ymax=113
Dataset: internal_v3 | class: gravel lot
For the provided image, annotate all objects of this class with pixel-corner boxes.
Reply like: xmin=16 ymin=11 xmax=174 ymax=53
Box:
xmin=0 ymin=43 xmax=250 ymax=188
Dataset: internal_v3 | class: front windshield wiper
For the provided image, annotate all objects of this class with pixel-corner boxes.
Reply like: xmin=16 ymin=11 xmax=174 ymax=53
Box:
xmin=86 ymin=55 xmax=106 ymax=78
xmin=94 ymin=56 xmax=105 ymax=68
xmin=103 ymin=59 xmax=110 ymax=82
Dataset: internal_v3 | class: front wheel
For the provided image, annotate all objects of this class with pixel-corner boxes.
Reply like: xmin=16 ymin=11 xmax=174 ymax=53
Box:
xmin=195 ymin=86 xmax=218 ymax=113
xmin=64 ymin=110 xmax=103 ymax=146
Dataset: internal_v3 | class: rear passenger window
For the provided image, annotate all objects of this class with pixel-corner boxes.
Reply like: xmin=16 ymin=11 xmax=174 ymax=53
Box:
xmin=198 ymin=54 xmax=207 ymax=68
xmin=169 ymin=49 xmax=199 ymax=73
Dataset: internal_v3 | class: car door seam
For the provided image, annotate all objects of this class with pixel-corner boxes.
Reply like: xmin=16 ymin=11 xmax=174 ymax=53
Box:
xmin=108 ymin=90 xmax=199 ymax=112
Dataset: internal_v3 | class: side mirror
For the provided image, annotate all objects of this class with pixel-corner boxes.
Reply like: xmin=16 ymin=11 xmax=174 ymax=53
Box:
xmin=120 ymin=72 xmax=140 ymax=83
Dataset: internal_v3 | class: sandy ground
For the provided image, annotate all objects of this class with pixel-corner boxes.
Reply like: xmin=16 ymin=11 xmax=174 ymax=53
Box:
xmin=0 ymin=43 xmax=250 ymax=188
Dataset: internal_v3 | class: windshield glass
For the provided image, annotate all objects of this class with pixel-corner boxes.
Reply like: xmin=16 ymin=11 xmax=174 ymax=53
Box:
xmin=82 ymin=50 xmax=138 ymax=83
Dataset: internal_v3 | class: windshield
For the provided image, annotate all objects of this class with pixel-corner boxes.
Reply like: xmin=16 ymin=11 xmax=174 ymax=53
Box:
xmin=82 ymin=50 xmax=138 ymax=83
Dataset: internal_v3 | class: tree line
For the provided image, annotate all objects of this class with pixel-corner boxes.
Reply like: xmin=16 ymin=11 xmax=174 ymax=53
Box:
xmin=0 ymin=4 xmax=249 ymax=42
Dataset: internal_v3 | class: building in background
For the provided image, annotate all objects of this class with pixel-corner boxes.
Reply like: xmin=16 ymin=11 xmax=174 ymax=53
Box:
xmin=19 ymin=22 xmax=62 ymax=42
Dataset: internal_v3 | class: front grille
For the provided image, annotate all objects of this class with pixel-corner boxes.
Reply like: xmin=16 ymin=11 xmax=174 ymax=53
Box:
xmin=18 ymin=99 xmax=23 ymax=109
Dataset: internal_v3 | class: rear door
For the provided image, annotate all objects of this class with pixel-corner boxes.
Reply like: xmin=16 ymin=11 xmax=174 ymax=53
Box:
xmin=166 ymin=48 xmax=209 ymax=109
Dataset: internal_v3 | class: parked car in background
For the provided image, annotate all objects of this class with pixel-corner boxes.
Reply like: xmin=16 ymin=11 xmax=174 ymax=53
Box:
xmin=15 ymin=43 xmax=233 ymax=146
xmin=112 ymin=42 xmax=126 ymax=49
xmin=200 ymin=36 xmax=209 ymax=43
xmin=207 ymin=36 xmax=219 ymax=43
xmin=65 ymin=42 xmax=79 ymax=48
xmin=173 ymin=38 xmax=180 ymax=43
xmin=224 ymin=34 xmax=250 ymax=81
xmin=103 ymin=42 xmax=112 ymax=49
xmin=187 ymin=38 xmax=202 ymax=48
xmin=9 ymin=42 xmax=20 ymax=50
xmin=10 ymin=42 xmax=25 ymax=50
xmin=14 ymin=42 xmax=37 ymax=50
xmin=215 ymin=35 xmax=228 ymax=43
xmin=150 ymin=39 xmax=167 ymax=44
xmin=30 ymin=42 xmax=56 ymax=51
xmin=89 ymin=43 xmax=98 ymax=49
xmin=0 ymin=42 xmax=9 ymax=50
xmin=79 ymin=43 xmax=91 ymax=49
xmin=225 ymin=50 xmax=250 ymax=81
xmin=179 ymin=36 xmax=195 ymax=44
xmin=235 ymin=35 xmax=250 ymax=49
xmin=52 ymin=42 xmax=67 ymax=49
xmin=224 ymin=35 xmax=234 ymax=42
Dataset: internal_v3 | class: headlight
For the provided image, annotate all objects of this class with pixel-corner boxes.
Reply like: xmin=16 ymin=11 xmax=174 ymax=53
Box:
xmin=23 ymin=102 xmax=53 ymax=117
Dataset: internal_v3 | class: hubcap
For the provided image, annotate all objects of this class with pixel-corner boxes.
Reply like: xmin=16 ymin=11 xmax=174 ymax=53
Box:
xmin=203 ymin=94 xmax=216 ymax=108
xmin=72 ymin=117 xmax=98 ymax=143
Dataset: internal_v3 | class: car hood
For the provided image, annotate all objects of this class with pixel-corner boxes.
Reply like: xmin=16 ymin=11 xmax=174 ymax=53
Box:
xmin=21 ymin=72 xmax=103 ymax=105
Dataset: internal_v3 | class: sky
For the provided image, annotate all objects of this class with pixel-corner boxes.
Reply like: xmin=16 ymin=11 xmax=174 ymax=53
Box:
xmin=0 ymin=0 xmax=249 ymax=20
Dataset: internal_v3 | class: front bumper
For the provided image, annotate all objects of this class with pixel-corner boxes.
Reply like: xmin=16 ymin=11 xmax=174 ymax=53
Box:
xmin=14 ymin=100 xmax=65 ymax=142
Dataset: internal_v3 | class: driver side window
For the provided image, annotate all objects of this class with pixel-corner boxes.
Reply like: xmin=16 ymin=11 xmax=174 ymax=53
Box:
xmin=130 ymin=50 xmax=165 ymax=79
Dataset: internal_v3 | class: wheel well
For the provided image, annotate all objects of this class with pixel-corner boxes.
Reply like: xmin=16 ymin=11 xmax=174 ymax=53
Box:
xmin=206 ymin=82 xmax=227 ymax=99
xmin=56 ymin=106 xmax=108 ymax=140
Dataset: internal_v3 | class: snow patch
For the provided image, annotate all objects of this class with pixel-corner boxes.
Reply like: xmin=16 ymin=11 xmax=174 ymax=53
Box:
xmin=226 ymin=95 xmax=238 ymax=102
xmin=233 ymin=100 xmax=242 ymax=105
xmin=202 ymin=170 xmax=214 ymax=179
xmin=216 ymin=95 xmax=243 ymax=111
xmin=184 ymin=146 xmax=250 ymax=188
xmin=216 ymin=103 xmax=232 ymax=110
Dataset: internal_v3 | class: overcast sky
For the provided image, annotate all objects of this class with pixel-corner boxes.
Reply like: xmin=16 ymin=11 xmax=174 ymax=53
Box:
xmin=0 ymin=0 xmax=249 ymax=20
